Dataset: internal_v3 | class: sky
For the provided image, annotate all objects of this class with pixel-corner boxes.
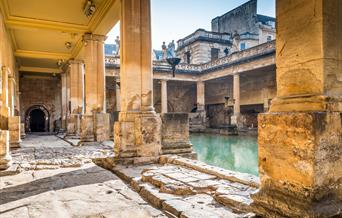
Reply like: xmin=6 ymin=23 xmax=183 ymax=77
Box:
xmin=105 ymin=0 xmax=275 ymax=50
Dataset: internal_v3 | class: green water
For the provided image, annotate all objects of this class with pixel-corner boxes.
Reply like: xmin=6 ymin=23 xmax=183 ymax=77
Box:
xmin=190 ymin=134 xmax=259 ymax=176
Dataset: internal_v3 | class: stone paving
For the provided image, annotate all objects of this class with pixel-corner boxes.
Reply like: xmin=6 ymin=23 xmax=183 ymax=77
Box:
xmin=98 ymin=156 xmax=260 ymax=217
xmin=4 ymin=134 xmax=114 ymax=173
xmin=1 ymin=134 xmax=261 ymax=218
xmin=0 ymin=163 xmax=166 ymax=218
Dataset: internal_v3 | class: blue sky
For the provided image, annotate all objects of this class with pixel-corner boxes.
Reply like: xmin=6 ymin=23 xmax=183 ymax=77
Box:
xmin=106 ymin=0 xmax=275 ymax=50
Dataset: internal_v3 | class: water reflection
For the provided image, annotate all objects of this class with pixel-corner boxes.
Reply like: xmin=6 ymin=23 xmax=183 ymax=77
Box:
xmin=190 ymin=133 xmax=258 ymax=175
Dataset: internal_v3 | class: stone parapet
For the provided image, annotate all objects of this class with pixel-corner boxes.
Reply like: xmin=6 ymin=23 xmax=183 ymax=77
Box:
xmin=8 ymin=116 xmax=21 ymax=148
xmin=161 ymin=113 xmax=193 ymax=155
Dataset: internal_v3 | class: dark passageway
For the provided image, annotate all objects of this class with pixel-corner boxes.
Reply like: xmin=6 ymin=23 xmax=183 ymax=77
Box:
xmin=29 ymin=109 xmax=46 ymax=132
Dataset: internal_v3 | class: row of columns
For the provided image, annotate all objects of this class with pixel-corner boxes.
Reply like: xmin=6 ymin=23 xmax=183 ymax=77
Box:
xmin=61 ymin=34 xmax=110 ymax=143
xmin=0 ymin=66 xmax=21 ymax=170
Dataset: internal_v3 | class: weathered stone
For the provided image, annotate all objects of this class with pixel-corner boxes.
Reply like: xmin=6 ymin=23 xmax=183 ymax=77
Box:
xmin=79 ymin=114 xmax=94 ymax=143
xmin=94 ymin=112 xmax=110 ymax=142
xmin=0 ymin=130 xmax=12 ymax=170
xmin=8 ymin=116 xmax=21 ymax=148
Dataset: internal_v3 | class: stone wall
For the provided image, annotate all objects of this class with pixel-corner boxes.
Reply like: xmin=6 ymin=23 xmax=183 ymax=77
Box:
xmin=211 ymin=0 xmax=258 ymax=34
xmin=19 ymin=75 xmax=62 ymax=132
xmin=153 ymin=80 xmax=196 ymax=113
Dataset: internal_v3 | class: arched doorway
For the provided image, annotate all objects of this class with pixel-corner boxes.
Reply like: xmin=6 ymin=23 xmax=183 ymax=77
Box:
xmin=26 ymin=105 xmax=50 ymax=132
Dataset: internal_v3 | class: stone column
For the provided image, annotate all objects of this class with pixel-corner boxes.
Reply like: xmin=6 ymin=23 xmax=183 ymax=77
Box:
xmin=196 ymin=81 xmax=205 ymax=111
xmin=61 ymin=72 xmax=67 ymax=130
xmin=161 ymin=80 xmax=167 ymax=114
xmin=7 ymin=75 xmax=21 ymax=147
xmin=81 ymin=34 xmax=110 ymax=142
xmin=252 ymin=0 xmax=342 ymax=217
xmin=231 ymin=74 xmax=241 ymax=127
xmin=1 ymin=67 xmax=10 ymax=130
xmin=115 ymin=79 xmax=121 ymax=111
xmin=66 ymin=60 xmax=84 ymax=138
xmin=114 ymin=0 xmax=161 ymax=162
xmin=0 ymin=130 xmax=11 ymax=170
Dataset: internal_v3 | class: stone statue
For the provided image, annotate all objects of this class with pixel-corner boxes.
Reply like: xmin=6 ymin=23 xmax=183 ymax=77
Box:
xmin=115 ymin=36 xmax=120 ymax=56
xmin=167 ymin=40 xmax=176 ymax=58
xmin=231 ymin=31 xmax=240 ymax=52
xmin=161 ymin=42 xmax=167 ymax=60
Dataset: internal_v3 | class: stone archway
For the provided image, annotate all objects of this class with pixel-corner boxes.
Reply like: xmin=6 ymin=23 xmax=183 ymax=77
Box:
xmin=25 ymin=105 xmax=50 ymax=132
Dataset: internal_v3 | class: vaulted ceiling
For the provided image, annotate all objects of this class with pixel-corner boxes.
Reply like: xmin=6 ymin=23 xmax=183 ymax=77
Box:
xmin=0 ymin=0 xmax=120 ymax=74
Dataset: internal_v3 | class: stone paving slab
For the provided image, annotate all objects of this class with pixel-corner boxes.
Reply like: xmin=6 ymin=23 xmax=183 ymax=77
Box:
xmin=0 ymin=163 xmax=166 ymax=218
xmin=105 ymin=162 xmax=258 ymax=218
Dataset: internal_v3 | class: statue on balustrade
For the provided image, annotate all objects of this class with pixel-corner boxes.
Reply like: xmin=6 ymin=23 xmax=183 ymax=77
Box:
xmin=161 ymin=42 xmax=167 ymax=60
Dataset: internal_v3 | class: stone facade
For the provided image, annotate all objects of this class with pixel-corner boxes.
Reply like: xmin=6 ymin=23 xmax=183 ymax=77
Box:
xmin=19 ymin=75 xmax=61 ymax=133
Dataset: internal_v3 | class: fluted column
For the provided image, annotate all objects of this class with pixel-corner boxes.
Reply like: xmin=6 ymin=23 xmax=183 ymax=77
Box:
xmin=61 ymin=72 xmax=67 ymax=130
xmin=161 ymin=80 xmax=167 ymax=114
xmin=231 ymin=74 xmax=241 ymax=127
xmin=196 ymin=81 xmax=205 ymax=111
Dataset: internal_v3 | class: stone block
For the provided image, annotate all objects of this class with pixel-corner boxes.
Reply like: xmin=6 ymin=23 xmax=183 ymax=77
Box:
xmin=94 ymin=113 xmax=110 ymax=142
xmin=161 ymin=113 xmax=193 ymax=155
xmin=8 ymin=116 xmax=21 ymax=148
xmin=80 ymin=114 xmax=94 ymax=143
xmin=253 ymin=112 xmax=342 ymax=217
xmin=20 ymin=123 xmax=26 ymax=139
xmin=66 ymin=114 xmax=81 ymax=137
xmin=0 ymin=130 xmax=12 ymax=170
xmin=114 ymin=112 xmax=161 ymax=159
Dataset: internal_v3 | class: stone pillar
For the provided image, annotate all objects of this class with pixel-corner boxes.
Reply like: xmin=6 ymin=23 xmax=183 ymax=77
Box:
xmin=196 ymin=81 xmax=205 ymax=111
xmin=8 ymin=116 xmax=21 ymax=148
xmin=0 ymin=130 xmax=11 ymax=170
xmin=231 ymin=74 xmax=241 ymax=127
xmin=115 ymin=79 xmax=121 ymax=111
xmin=61 ymin=72 xmax=67 ymax=130
xmin=66 ymin=60 xmax=84 ymax=138
xmin=114 ymin=0 xmax=161 ymax=162
xmin=252 ymin=0 xmax=342 ymax=217
xmin=161 ymin=80 xmax=167 ymax=114
xmin=1 ymin=67 xmax=10 ymax=130
xmin=81 ymin=34 xmax=110 ymax=142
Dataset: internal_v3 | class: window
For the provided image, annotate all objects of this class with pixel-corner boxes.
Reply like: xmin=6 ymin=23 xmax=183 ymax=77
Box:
xmin=211 ymin=48 xmax=220 ymax=61
xmin=267 ymin=35 xmax=272 ymax=41
xmin=240 ymin=43 xmax=246 ymax=50
xmin=184 ymin=51 xmax=191 ymax=64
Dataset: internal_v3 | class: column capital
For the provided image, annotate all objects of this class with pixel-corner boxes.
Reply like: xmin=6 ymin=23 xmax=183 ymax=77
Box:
xmin=68 ymin=59 xmax=84 ymax=66
xmin=83 ymin=33 xmax=107 ymax=44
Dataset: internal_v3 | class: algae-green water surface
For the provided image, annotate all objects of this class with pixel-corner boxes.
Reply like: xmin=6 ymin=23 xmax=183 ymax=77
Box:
xmin=190 ymin=133 xmax=258 ymax=176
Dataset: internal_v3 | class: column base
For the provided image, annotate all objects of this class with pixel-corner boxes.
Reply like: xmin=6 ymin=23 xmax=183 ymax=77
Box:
xmin=189 ymin=110 xmax=207 ymax=132
xmin=231 ymin=114 xmax=243 ymax=129
xmin=20 ymin=123 xmax=26 ymax=139
xmin=66 ymin=114 xmax=81 ymax=139
xmin=161 ymin=113 xmax=194 ymax=155
xmin=114 ymin=111 xmax=161 ymax=160
xmin=94 ymin=113 xmax=110 ymax=142
xmin=80 ymin=114 xmax=95 ymax=143
xmin=8 ymin=116 xmax=21 ymax=148
xmin=0 ymin=130 xmax=12 ymax=170
xmin=252 ymin=111 xmax=342 ymax=217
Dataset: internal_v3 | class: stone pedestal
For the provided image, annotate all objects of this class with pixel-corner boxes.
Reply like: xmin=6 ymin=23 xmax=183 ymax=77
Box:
xmin=20 ymin=123 xmax=26 ymax=139
xmin=94 ymin=113 xmax=110 ymax=142
xmin=80 ymin=114 xmax=94 ymax=143
xmin=8 ymin=116 xmax=21 ymax=148
xmin=114 ymin=112 xmax=161 ymax=161
xmin=0 ymin=130 xmax=11 ymax=170
xmin=161 ymin=113 xmax=194 ymax=157
xmin=252 ymin=112 xmax=342 ymax=217
xmin=66 ymin=114 xmax=81 ymax=138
